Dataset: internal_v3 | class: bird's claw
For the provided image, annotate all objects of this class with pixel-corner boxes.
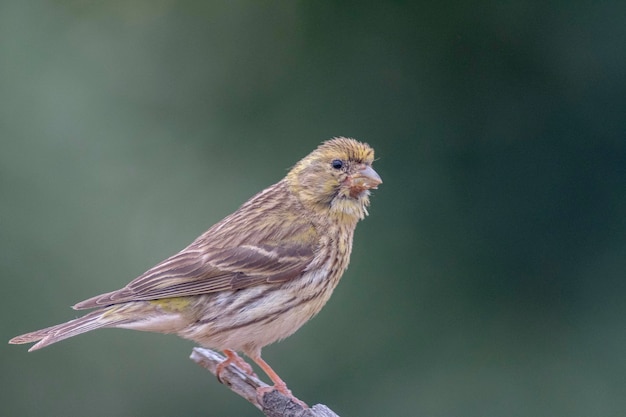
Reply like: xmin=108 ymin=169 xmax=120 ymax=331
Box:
xmin=216 ymin=349 xmax=258 ymax=384
xmin=257 ymin=384 xmax=308 ymax=409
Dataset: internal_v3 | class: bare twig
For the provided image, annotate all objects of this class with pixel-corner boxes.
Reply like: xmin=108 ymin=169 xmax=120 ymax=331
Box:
xmin=190 ymin=347 xmax=340 ymax=417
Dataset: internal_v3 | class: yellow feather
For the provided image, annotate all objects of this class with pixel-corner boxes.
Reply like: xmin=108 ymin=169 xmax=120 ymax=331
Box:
xmin=149 ymin=297 xmax=192 ymax=312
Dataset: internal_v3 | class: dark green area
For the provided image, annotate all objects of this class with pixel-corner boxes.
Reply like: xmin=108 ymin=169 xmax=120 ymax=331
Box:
xmin=2 ymin=1 xmax=625 ymax=416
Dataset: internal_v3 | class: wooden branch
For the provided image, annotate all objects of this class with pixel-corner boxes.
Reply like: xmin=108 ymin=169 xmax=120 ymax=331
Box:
xmin=190 ymin=347 xmax=340 ymax=417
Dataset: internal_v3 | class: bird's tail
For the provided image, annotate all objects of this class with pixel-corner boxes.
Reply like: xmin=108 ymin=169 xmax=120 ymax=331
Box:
xmin=9 ymin=308 xmax=127 ymax=352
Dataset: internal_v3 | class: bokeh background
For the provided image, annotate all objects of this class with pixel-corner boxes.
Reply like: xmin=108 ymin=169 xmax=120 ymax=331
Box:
xmin=2 ymin=1 xmax=625 ymax=416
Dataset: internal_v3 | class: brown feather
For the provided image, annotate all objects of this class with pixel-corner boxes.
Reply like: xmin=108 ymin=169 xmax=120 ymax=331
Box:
xmin=74 ymin=180 xmax=317 ymax=310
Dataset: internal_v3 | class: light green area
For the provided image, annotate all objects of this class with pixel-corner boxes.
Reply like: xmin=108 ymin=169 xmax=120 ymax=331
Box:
xmin=149 ymin=297 xmax=192 ymax=313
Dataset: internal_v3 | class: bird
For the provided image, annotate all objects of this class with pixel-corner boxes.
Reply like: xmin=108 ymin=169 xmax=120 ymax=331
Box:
xmin=9 ymin=137 xmax=382 ymax=403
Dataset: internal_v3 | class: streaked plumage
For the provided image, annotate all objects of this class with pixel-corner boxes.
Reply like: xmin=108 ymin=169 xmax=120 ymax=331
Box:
xmin=10 ymin=137 xmax=381 ymax=400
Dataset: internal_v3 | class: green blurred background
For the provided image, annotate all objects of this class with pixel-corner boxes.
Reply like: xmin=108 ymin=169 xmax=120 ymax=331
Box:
xmin=2 ymin=1 xmax=625 ymax=416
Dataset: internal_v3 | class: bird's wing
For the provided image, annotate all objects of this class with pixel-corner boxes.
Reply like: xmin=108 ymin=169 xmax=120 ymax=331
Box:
xmin=73 ymin=243 xmax=314 ymax=310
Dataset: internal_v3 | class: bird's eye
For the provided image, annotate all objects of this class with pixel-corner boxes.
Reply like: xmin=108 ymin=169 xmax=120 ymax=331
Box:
xmin=331 ymin=159 xmax=344 ymax=170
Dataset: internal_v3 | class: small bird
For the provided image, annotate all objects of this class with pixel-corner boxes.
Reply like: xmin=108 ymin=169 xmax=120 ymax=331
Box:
xmin=10 ymin=137 xmax=381 ymax=402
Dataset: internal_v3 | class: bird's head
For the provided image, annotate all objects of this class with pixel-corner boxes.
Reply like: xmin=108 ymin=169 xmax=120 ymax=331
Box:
xmin=287 ymin=137 xmax=382 ymax=221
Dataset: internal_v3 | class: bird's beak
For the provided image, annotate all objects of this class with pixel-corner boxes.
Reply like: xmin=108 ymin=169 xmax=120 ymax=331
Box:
xmin=352 ymin=165 xmax=382 ymax=190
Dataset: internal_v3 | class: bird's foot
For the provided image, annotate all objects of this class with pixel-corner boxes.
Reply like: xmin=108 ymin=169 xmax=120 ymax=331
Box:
xmin=257 ymin=382 xmax=308 ymax=408
xmin=216 ymin=349 xmax=258 ymax=383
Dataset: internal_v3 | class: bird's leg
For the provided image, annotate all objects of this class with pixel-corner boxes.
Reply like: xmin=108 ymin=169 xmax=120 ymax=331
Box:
xmin=249 ymin=353 xmax=308 ymax=408
xmin=216 ymin=349 xmax=257 ymax=383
